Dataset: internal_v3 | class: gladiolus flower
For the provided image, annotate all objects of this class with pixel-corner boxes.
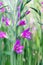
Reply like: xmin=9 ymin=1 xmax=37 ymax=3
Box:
xmin=41 ymin=2 xmax=43 ymax=4
xmin=2 ymin=16 xmax=5 ymax=22
xmin=21 ymin=28 xmax=31 ymax=39
xmin=13 ymin=39 xmax=24 ymax=54
xmin=0 ymin=31 xmax=8 ymax=38
xmin=18 ymin=20 xmax=26 ymax=26
xmin=18 ymin=11 xmax=20 ymax=18
xmin=0 ymin=8 xmax=5 ymax=13
xmin=0 ymin=2 xmax=3 ymax=6
xmin=5 ymin=17 xmax=10 ymax=26
xmin=25 ymin=10 xmax=30 ymax=15
xmin=2 ymin=16 xmax=10 ymax=26
xmin=0 ymin=2 xmax=5 ymax=13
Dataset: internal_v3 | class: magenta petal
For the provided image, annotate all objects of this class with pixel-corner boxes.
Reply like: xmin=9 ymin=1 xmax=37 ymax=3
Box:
xmin=16 ymin=39 xmax=20 ymax=45
xmin=18 ymin=20 xmax=26 ymax=26
xmin=41 ymin=2 xmax=43 ymax=4
xmin=0 ymin=8 xmax=5 ymax=12
xmin=0 ymin=31 xmax=7 ymax=38
xmin=18 ymin=46 xmax=24 ymax=49
xmin=25 ymin=11 xmax=30 ymax=15
xmin=2 ymin=16 xmax=5 ymax=22
xmin=13 ymin=39 xmax=24 ymax=54
xmin=21 ymin=28 xmax=31 ymax=39
xmin=0 ymin=2 xmax=3 ymax=6
xmin=18 ymin=11 xmax=20 ymax=18
xmin=13 ymin=40 xmax=20 ymax=50
xmin=5 ymin=17 xmax=10 ymax=26
xmin=16 ymin=50 xmax=23 ymax=54
xmin=23 ymin=28 xmax=30 ymax=33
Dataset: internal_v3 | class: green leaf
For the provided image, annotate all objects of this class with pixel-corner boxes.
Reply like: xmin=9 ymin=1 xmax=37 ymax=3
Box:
xmin=30 ymin=7 xmax=41 ymax=16
xmin=20 ymin=3 xmax=24 ymax=12
xmin=25 ymin=0 xmax=31 ymax=5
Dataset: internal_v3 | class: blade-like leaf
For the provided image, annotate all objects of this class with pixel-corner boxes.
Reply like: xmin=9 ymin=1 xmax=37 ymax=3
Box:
xmin=25 ymin=0 xmax=31 ymax=5
xmin=30 ymin=7 xmax=41 ymax=16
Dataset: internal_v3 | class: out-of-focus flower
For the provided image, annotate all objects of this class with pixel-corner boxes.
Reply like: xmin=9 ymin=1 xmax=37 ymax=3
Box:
xmin=19 ymin=0 xmax=22 ymax=3
xmin=18 ymin=20 xmax=26 ymax=26
xmin=25 ymin=10 xmax=30 ymax=15
xmin=17 ymin=6 xmax=20 ymax=11
xmin=0 ymin=31 xmax=8 ymax=38
xmin=17 ymin=6 xmax=20 ymax=19
xmin=2 ymin=16 xmax=5 ymax=22
xmin=0 ymin=2 xmax=5 ymax=13
xmin=5 ymin=17 xmax=10 ymax=26
xmin=0 ymin=1 xmax=3 ymax=6
xmin=21 ymin=28 xmax=32 ymax=39
xmin=13 ymin=39 xmax=24 ymax=54
xmin=41 ymin=2 xmax=43 ymax=4
xmin=2 ymin=16 xmax=10 ymax=26
xmin=18 ymin=11 xmax=20 ymax=18
xmin=0 ymin=8 xmax=5 ymax=12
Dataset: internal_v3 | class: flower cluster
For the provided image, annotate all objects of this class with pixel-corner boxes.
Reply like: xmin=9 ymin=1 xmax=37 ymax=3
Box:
xmin=2 ymin=16 xmax=10 ymax=26
xmin=0 ymin=1 xmax=32 ymax=54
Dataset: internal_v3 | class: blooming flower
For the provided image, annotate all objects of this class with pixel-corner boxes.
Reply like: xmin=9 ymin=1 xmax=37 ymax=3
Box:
xmin=0 ymin=8 xmax=5 ymax=13
xmin=0 ymin=1 xmax=3 ymax=6
xmin=2 ymin=16 xmax=10 ymax=26
xmin=0 ymin=31 xmax=8 ymax=38
xmin=18 ymin=20 xmax=26 ymax=26
xmin=13 ymin=39 xmax=24 ymax=54
xmin=21 ymin=28 xmax=31 ymax=39
xmin=41 ymin=2 xmax=43 ymax=4
xmin=2 ymin=16 xmax=5 ymax=22
xmin=18 ymin=11 xmax=20 ymax=19
xmin=5 ymin=17 xmax=10 ymax=26
xmin=0 ymin=1 xmax=5 ymax=13
xmin=25 ymin=10 xmax=30 ymax=15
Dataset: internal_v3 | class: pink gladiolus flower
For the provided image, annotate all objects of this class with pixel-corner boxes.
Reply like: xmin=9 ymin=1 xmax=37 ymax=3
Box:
xmin=0 ymin=2 xmax=5 ymax=13
xmin=2 ymin=16 xmax=5 ymax=22
xmin=18 ymin=11 xmax=20 ymax=18
xmin=0 ymin=8 xmax=5 ymax=13
xmin=21 ymin=28 xmax=31 ymax=39
xmin=18 ymin=20 xmax=26 ymax=26
xmin=25 ymin=10 xmax=30 ymax=15
xmin=41 ymin=2 xmax=43 ymax=4
xmin=0 ymin=2 xmax=3 ymax=6
xmin=0 ymin=31 xmax=7 ymax=38
xmin=2 ymin=16 xmax=10 ymax=26
xmin=13 ymin=39 xmax=24 ymax=54
xmin=5 ymin=17 xmax=10 ymax=26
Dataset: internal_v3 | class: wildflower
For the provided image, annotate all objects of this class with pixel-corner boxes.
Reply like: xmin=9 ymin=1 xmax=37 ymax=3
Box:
xmin=2 ymin=16 xmax=5 ymax=22
xmin=0 ymin=1 xmax=3 ymax=6
xmin=0 ymin=1 xmax=5 ymax=13
xmin=0 ymin=8 xmax=5 ymax=12
xmin=18 ymin=20 xmax=26 ymax=26
xmin=2 ymin=16 xmax=10 ymax=26
xmin=41 ymin=2 xmax=43 ymax=4
xmin=25 ymin=10 xmax=30 ymax=15
xmin=5 ymin=17 xmax=10 ymax=26
xmin=21 ymin=28 xmax=31 ymax=39
xmin=18 ymin=11 xmax=20 ymax=18
xmin=13 ymin=39 xmax=24 ymax=54
xmin=17 ymin=6 xmax=20 ymax=11
xmin=0 ymin=31 xmax=8 ymax=38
